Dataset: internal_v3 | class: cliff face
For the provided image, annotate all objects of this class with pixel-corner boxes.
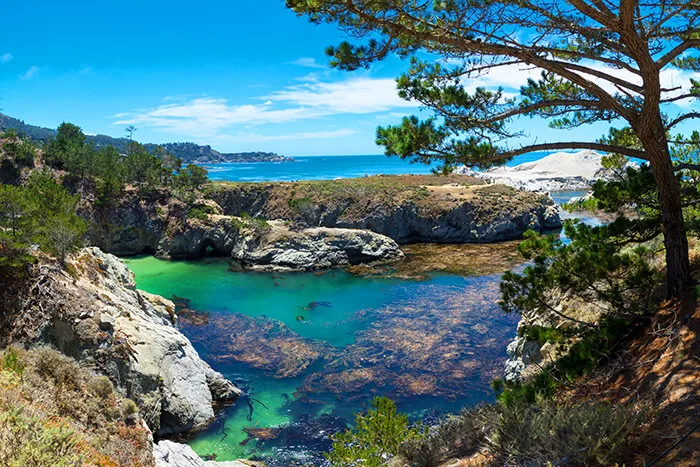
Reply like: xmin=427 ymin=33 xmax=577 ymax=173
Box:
xmin=207 ymin=175 xmax=562 ymax=244
xmin=1 ymin=248 xmax=241 ymax=437
xmin=84 ymin=190 xmax=405 ymax=270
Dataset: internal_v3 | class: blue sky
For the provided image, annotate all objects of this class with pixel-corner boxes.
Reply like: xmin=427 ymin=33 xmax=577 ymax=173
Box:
xmin=1 ymin=0 xmax=697 ymax=156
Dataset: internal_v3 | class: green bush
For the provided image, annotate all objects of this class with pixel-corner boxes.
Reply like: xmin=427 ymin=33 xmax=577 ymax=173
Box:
xmin=325 ymin=397 xmax=424 ymax=467
xmin=0 ymin=403 xmax=83 ymax=467
xmin=499 ymin=317 xmax=630 ymax=407
xmin=288 ymin=196 xmax=315 ymax=213
xmin=399 ymin=405 xmax=498 ymax=467
xmin=87 ymin=376 xmax=114 ymax=400
xmin=188 ymin=207 xmax=211 ymax=222
xmin=490 ymin=400 xmax=651 ymax=466
xmin=1 ymin=348 xmax=25 ymax=377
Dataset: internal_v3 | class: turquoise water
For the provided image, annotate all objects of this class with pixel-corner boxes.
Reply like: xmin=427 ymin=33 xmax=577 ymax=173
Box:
xmin=125 ymin=256 xmax=520 ymax=466
xmin=205 ymin=152 xmax=554 ymax=182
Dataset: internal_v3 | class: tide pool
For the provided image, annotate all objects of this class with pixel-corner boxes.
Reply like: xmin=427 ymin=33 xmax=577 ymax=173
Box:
xmin=125 ymin=256 xmax=521 ymax=465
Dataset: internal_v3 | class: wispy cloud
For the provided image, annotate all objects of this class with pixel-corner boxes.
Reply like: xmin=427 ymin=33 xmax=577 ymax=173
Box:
xmin=0 ymin=53 xmax=13 ymax=64
xmin=286 ymin=57 xmax=326 ymax=69
xmin=454 ymin=61 xmax=698 ymax=109
xmin=113 ymin=77 xmax=417 ymax=138
xmin=20 ymin=65 xmax=40 ymax=80
xmin=265 ymin=78 xmax=415 ymax=114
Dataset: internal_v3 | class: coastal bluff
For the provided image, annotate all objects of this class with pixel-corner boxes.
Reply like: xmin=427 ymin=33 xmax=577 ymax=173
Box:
xmin=85 ymin=174 xmax=561 ymax=267
xmin=206 ymin=174 xmax=562 ymax=244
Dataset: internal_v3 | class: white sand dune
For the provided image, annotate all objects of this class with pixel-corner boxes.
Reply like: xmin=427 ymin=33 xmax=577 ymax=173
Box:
xmin=457 ymin=150 xmax=627 ymax=192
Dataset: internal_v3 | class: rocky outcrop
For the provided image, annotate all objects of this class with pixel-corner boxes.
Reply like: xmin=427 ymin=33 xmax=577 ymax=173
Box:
xmin=85 ymin=177 xmax=561 ymax=262
xmin=84 ymin=190 xmax=405 ymax=270
xmin=208 ymin=176 xmax=562 ymax=244
xmin=154 ymin=441 xmax=256 ymax=467
xmin=231 ymin=221 xmax=404 ymax=271
xmin=503 ymin=289 xmax=609 ymax=382
xmin=2 ymin=247 xmax=241 ymax=436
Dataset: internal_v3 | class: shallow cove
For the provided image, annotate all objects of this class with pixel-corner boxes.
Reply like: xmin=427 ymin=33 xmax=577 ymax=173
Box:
xmin=125 ymin=256 xmax=521 ymax=465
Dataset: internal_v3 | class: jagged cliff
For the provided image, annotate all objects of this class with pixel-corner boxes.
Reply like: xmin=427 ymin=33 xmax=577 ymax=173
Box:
xmin=83 ymin=175 xmax=561 ymax=264
xmin=1 ymin=248 xmax=241 ymax=437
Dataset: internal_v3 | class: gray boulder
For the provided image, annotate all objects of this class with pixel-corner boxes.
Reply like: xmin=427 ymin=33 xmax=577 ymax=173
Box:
xmin=154 ymin=440 xmax=255 ymax=467
xmin=231 ymin=220 xmax=404 ymax=271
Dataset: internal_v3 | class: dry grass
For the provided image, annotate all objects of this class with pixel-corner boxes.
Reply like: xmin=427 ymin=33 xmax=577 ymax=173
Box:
xmin=0 ymin=346 xmax=153 ymax=467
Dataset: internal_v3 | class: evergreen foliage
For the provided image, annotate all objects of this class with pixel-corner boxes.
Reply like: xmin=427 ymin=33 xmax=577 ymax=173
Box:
xmin=325 ymin=397 xmax=424 ymax=467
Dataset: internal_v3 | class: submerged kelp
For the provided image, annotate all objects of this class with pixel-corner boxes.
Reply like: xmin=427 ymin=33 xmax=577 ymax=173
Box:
xmin=180 ymin=312 xmax=332 ymax=378
xmin=300 ymin=282 xmax=519 ymax=401
xmin=347 ymin=241 xmax=525 ymax=280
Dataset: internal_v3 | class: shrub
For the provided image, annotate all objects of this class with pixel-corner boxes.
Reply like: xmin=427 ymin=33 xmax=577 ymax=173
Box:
xmin=477 ymin=184 xmax=517 ymax=196
xmin=489 ymin=400 xmax=651 ymax=466
xmin=121 ymin=399 xmax=139 ymax=418
xmin=87 ymin=376 xmax=114 ymax=400
xmin=34 ymin=347 xmax=82 ymax=390
xmin=1 ymin=348 xmax=25 ymax=377
xmin=188 ymin=207 xmax=211 ymax=222
xmin=399 ymin=405 xmax=499 ymax=467
xmin=0 ymin=402 xmax=83 ymax=467
xmin=0 ymin=346 xmax=153 ymax=466
xmin=325 ymin=397 xmax=425 ymax=467
xmin=288 ymin=196 xmax=316 ymax=220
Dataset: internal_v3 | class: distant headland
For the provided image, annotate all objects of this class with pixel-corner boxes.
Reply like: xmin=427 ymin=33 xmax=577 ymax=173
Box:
xmin=0 ymin=113 xmax=294 ymax=164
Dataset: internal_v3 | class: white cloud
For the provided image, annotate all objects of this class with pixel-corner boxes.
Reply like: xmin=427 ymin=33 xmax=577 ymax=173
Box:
xmin=266 ymin=78 xmax=416 ymax=114
xmin=113 ymin=77 xmax=417 ymax=138
xmin=0 ymin=53 xmax=13 ymax=63
xmin=19 ymin=65 xmax=40 ymax=80
xmin=286 ymin=57 xmax=326 ymax=69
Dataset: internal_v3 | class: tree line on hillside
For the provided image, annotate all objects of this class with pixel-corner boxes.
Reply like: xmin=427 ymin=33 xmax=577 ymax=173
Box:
xmin=0 ymin=124 xmax=208 ymax=277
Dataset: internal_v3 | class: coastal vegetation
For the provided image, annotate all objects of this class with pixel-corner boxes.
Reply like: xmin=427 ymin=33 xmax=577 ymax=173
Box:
xmin=0 ymin=112 xmax=292 ymax=164
xmin=0 ymin=346 xmax=152 ymax=467
xmin=0 ymin=125 xmax=210 ymax=277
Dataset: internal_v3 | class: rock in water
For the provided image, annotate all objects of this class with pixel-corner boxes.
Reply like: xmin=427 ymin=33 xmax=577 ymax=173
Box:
xmin=231 ymin=222 xmax=405 ymax=271
xmin=154 ymin=440 xmax=255 ymax=467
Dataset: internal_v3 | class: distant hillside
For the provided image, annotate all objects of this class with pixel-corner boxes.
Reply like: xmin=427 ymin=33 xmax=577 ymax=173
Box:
xmin=0 ymin=113 xmax=293 ymax=164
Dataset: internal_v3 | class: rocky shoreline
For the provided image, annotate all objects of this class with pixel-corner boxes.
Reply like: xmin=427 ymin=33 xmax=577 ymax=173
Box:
xmin=0 ymin=248 xmax=251 ymax=465
xmin=86 ymin=175 xmax=561 ymax=268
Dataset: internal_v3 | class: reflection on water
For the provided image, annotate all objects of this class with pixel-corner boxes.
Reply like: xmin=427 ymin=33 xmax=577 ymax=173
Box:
xmin=125 ymin=257 xmax=520 ymax=465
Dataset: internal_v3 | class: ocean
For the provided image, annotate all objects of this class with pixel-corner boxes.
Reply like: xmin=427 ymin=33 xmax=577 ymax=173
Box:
xmin=204 ymin=152 xmax=553 ymax=183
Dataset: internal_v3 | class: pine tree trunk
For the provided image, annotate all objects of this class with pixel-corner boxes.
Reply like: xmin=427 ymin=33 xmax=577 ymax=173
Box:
xmin=644 ymin=123 xmax=693 ymax=297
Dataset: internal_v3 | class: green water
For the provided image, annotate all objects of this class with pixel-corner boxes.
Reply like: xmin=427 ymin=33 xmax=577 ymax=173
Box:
xmin=125 ymin=256 xmax=519 ymax=466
